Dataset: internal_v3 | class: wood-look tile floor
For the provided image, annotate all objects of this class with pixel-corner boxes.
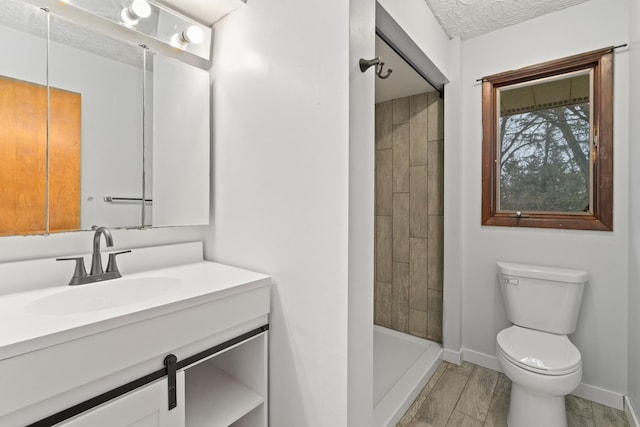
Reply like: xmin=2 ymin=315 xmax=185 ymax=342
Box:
xmin=397 ymin=361 xmax=630 ymax=427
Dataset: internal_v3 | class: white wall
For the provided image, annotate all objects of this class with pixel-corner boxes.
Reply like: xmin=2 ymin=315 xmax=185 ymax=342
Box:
xmin=207 ymin=1 xmax=351 ymax=426
xmin=0 ymin=226 xmax=206 ymax=264
xmin=627 ymin=0 xmax=640 ymax=420
xmin=206 ymin=0 xmax=461 ymax=424
xmin=459 ymin=0 xmax=629 ymax=407
xmin=443 ymin=36 xmax=463 ymax=363
xmin=348 ymin=0 xmax=375 ymax=424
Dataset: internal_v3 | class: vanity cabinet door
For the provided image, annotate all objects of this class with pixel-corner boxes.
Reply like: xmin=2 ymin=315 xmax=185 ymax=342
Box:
xmin=56 ymin=374 xmax=185 ymax=427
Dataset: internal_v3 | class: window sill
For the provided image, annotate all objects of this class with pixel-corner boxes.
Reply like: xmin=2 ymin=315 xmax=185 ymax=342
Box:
xmin=481 ymin=213 xmax=612 ymax=231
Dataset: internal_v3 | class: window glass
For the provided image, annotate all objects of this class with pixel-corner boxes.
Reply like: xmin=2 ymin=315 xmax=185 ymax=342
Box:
xmin=497 ymin=71 xmax=592 ymax=214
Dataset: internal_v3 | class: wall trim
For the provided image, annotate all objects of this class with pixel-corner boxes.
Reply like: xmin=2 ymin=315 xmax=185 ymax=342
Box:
xmin=443 ymin=348 xmax=461 ymax=365
xmin=572 ymin=383 xmax=623 ymax=411
xmin=625 ymin=396 xmax=640 ymax=427
xmin=460 ymin=348 xmax=624 ymax=410
xmin=461 ymin=348 xmax=501 ymax=371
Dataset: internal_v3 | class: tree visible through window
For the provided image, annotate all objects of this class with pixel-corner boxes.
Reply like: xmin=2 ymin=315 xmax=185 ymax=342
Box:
xmin=481 ymin=48 xmax=613 ymax=230
xmin=499 ymin=73 xmax=591 ymax=213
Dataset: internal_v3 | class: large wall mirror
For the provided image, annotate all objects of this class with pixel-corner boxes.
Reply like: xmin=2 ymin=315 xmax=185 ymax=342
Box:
xmin=0 ymin=0 xmax=209 ymax=237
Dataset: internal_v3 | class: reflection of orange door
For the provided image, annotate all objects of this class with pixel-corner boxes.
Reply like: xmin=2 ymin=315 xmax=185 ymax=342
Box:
xmin=0 ymin=76 xmax=80 ymax=236
xmin=49 ymin=86 xmax=81 ymax=233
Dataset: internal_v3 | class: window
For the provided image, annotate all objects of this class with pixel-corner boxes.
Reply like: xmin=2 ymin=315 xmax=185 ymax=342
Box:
xmin=481 ymin=47 xmax=614 ymax=230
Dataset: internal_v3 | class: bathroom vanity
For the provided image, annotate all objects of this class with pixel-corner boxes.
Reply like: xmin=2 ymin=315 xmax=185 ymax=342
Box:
xmin=0 ymin=242 xmax=270 ymax=426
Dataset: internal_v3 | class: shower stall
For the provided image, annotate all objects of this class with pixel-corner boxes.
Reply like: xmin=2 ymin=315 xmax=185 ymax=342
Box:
xmin=373 ymin=34 xmax=445 ymax=427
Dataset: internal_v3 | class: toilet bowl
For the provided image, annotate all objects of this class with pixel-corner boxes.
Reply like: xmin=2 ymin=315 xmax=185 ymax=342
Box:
xmin=495 ymin=262 xmax=587 ymax=427
xmin=497 ymin=326 xmax=582 ymax=427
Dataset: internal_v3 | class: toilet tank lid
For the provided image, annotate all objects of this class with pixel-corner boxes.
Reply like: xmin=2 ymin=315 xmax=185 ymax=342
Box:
xmin=497 ymin=262 xmax=588 ymax=283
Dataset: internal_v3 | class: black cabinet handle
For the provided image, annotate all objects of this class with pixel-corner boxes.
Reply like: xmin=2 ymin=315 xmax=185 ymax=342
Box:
xmin=164 ymin=354 xmax=178 ymax=411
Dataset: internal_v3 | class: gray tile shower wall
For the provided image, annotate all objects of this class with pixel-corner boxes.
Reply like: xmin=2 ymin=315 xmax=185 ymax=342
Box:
xmin=375 ymin=91 xmax=444 ymax=342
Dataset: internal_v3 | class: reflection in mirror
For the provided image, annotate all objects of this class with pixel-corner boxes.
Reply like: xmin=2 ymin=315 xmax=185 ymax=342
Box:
xmin=49 ymin=13 xmax=145 ymax=231
xmin=497 ymin=71 xmax=592 ymax=214
xmin=0 ymin=1 xmax=210 ymax=237
xmin=0 ymin=0 xmax=210 ymax=236
xmin=0 ymin=0 xmax=47 ymax=236
xmin=148 ymin=52 xmax=209 ymax=227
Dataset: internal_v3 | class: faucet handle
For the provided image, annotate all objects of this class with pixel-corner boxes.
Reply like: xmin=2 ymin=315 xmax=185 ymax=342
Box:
xmin=106 ymin=250 xmax=132 ymax=275
xmin=56 ymin=257 xmax=88 ymax=286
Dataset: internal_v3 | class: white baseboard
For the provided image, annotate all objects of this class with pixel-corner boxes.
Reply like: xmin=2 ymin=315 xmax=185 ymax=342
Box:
xmin=460 ymin=348 xmax=624 ymax=410
xmin=626 ymin=396 xmax=640 ymax=427
xmin=573 ymin=383 xmax=624 ymax=410
xmin=461 ymin=348 xmax=502 ymax=371
xmin=443 ymin=348 xmax=461 ymax=365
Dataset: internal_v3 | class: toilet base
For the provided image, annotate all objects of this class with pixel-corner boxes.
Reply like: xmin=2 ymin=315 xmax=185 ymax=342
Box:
xmin=507 ymin=383 xmax=567 ymax=427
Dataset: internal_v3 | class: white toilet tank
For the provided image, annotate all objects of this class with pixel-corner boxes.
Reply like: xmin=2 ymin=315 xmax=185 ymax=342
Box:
xmin=497 ymin=262 xmax=588 ymax=335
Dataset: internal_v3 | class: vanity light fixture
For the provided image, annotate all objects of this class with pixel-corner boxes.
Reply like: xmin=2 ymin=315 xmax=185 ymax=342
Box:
xmin=121 ymin=0 xmax=152 ymax=26
xmin=25 ymin=0 xmax=213 ymax=61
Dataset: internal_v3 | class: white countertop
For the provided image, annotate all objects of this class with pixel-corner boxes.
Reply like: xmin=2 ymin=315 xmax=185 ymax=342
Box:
xmin=0 ymin=261 xmax=270 ymax=361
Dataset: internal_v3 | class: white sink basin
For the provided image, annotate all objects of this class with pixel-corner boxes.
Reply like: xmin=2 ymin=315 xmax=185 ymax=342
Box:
xmin=26 ymin=276 xmax=181 ymax=315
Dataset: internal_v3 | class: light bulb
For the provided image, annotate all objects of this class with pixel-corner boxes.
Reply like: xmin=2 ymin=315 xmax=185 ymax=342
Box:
xmin=181 ymin=26 xmax=204 ymax=45
xmin=170 ymin=25 xmax=205 ymax=50
xmin=121 ymin=0 xmax=151 ymax=26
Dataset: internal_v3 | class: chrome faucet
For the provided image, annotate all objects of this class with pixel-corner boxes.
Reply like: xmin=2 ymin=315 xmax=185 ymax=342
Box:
xmin=57 ymin=226 xmax=131 ymax=285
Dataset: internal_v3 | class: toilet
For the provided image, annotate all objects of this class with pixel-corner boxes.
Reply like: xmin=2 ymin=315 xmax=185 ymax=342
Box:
xmin=496 ymin=262 xmax=587 ymax=427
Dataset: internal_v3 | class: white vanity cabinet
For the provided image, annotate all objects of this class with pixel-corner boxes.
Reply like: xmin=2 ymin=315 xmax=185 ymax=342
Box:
xmin=53 ymin=330 xmax=268 ymax=427
xmin=57 ymin=375 xmax=186 ymax=427
xmin=0 ymin=243 xmax=270 ymax=427
xmin=57 ymin=330 xmax=268 ymax=427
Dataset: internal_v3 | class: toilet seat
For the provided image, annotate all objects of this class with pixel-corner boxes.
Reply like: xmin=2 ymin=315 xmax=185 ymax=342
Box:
xmin=497 ymin=326 xmax=581 ymax=376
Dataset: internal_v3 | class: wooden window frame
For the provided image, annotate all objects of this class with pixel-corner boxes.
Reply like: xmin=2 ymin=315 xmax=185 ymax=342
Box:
xmin=481 ymin=47 xmax=614 ymax=231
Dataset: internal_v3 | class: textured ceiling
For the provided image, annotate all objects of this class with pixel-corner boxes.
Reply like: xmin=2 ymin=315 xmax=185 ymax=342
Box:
xmin=424 ymin=0 xmax=591 ymax=40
